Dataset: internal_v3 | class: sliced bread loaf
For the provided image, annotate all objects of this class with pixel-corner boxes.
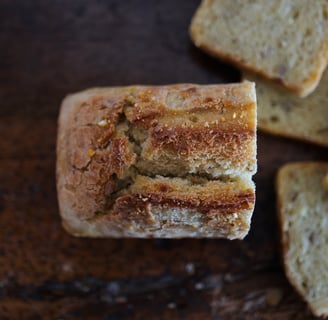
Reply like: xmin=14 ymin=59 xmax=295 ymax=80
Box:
xmin=243 ymin=70 xmax=328 ymax=147
xmin=277 ymin=162 xmax=328 ymax=317
xmin=190 ymin=0 xmax=328 ymax=97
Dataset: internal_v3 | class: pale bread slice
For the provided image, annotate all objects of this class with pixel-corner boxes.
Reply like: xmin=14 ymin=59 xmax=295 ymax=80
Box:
xmin=190 ymin=0 xmax=328 ymax=97
xmin=277 ymin=162 xmax=328 ymax=317
xmin=243 ymin=70 xmax=328 ymax=147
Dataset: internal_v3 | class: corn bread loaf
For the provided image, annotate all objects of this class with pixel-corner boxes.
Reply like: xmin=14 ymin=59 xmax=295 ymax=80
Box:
xmin=57 ymin=83 xmax=257 ymax=239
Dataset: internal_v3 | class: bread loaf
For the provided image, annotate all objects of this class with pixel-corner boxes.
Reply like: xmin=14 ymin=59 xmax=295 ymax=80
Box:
xmin=277 ymin=162 xmax=328 ymax=316
xmin=57 ymin=83 xmax=257 ymax=239
xmin=243 ymin=70 xmax=328 ymax=147
xmin=190 ymin=0 xmax=328 ymax=97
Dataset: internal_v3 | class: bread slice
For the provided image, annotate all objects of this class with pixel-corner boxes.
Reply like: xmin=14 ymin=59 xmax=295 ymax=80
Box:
xmin=190 ymin=0 xmax=328 ymax=97
xmin=277 ymin=162 xmax=328 ymax=317
xmin=243 ymin=70 xmax=328 ymax=147
xmin=57 ymin=82 xmax=257 ymax=239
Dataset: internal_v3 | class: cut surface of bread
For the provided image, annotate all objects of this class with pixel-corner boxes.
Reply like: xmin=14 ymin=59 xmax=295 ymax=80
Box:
xmin=57 ymin=83 xmax=257 ymax=239
xmin=277 ymin=162 xmax=328 ymax=316
xmin=190 ymin=0 xmax=328 ymax=97
xmin=243 ymin=70 xmax=328 ymax=147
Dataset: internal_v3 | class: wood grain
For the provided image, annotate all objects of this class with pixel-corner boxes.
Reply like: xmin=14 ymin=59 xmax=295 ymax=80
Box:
xmin=0 ymin=0 xmax=327 ymax=319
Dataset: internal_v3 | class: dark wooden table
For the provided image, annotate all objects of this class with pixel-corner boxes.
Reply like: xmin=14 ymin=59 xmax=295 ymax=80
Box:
xmin=0 ymin=1 xmax=327 ymax=319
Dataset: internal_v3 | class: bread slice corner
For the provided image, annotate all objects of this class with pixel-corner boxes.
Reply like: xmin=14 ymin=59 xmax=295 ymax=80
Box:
xmin=190 ymin=0 xmax=328 ymax=97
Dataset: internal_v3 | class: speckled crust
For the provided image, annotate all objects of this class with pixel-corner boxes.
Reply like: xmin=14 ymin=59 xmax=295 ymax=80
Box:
xmin=57 ymin=83 xmax=257 ymax=239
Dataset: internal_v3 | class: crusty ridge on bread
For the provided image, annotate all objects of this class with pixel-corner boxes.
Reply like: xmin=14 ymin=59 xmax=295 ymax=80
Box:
xmin=243 ymin=70 xmax=328 ymax=147
xmin=57 ymin=83 xmax=257 ymax=239
xmin=190 ymin=0 xmax=328 ymax=97
xmin=277 ymin=162 xmax=328 ymax=317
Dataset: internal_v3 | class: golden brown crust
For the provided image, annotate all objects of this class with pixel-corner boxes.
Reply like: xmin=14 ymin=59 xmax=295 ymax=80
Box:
xmin=150 ymin=125 xmax=254 ymax=157
xmin=105 ymin=190 xmax=254 ymax=224
xmin=128 ymin=176 xmax=255 ymax=214
xmin=57 ymin=83 xmax=257 ymax=238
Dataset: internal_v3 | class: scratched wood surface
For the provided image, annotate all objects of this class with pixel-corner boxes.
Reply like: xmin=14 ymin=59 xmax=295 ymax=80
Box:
xmin=0 ymin=1 xmax=327 ymax=319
